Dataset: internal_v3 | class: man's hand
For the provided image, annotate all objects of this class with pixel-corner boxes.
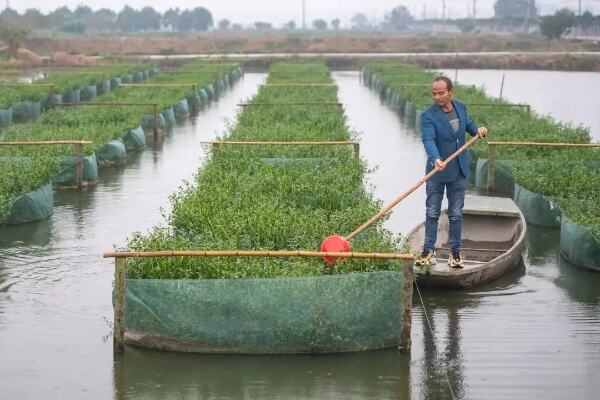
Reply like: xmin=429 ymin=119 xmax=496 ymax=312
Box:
xmin=435 ymin=159 xmax=446 ymax=171
xmin=477 ymin=127 xmax=488 ymax=138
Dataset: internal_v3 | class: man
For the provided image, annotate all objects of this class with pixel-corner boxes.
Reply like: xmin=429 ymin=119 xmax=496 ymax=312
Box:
xmin=415 ymin=76 xmax=487 ymax=268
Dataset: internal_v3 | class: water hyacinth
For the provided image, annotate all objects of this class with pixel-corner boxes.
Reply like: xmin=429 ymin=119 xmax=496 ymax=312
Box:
xmin=126 ymin=61 xmax=407 ymax=279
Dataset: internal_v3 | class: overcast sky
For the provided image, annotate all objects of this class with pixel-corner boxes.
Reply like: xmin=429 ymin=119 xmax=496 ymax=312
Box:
xmin=4 ymin=1 xmax=599 ymax=26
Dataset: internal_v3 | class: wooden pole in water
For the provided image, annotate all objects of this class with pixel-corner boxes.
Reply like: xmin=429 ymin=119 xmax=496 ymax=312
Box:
xmin=487 ymin=143 xmax=496 ymax=192
xmin=499 ymin=73 xmax=505 ymax=100
xmin=152 ymin=103 xmax=159 ymax=145
xmin=74 ymin=143 xmax=84 ymax=191
xmin=113 ymin=258 xmax=127 ymax=353
xmin=400 ymin=262 xmax=413 ymax=353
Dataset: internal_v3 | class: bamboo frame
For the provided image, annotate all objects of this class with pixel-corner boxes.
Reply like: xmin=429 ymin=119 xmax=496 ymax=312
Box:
xmin=0 ymin=140 xmax=92 ymax=190
xmin=201 ymin=140 xmax=360 ymax=155
xmin=486 ymin=141 xmax=600 ymax=191
xmin=238 ymin=102 xmax=343 ymax=107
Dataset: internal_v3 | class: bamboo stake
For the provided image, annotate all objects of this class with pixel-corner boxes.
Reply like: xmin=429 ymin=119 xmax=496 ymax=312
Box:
xmin=113 ymin=258 xmax=126 ymax=353
xmin=74 ymin=143 xmax=84 ymax=191
xmin=487 ymin=143 xmax=496 ymax=192
xmin=488 ymin=141 xmax=600 ymax=147
xmin=103 ymin=250 xmax=414 ymax=260
xmin=201 ymin=140 xmax=359 ymax=146
xmin=346 ymin=135 xmax=480 ymax=241
xmin=118 ymin=83 xmax=196 ymax=88
xmin=400 ymin=261 xmax=413 ymax=353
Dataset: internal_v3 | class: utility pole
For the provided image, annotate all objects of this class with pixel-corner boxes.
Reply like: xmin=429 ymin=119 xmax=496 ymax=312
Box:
xmin=473 ymin=0 xmax=477 ymax=20
xmin=6 ymin=0 xmax=10 ymax=10
xmin=442 ymin=0 xmax=446 ymax=20
xmin=577 ymin=0 xmax=582 ymax=37
xmin=302 ymin=0 xmax=306 ymax=30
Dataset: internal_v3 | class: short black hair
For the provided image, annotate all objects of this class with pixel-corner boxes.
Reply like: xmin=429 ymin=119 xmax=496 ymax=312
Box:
xmin=433 ymin=76 xmax=453 ymax=91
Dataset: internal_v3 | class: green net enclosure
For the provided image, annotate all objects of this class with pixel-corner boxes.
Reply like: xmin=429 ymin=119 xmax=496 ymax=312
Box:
xmin=560 ymin=215 xmax=600 ymax=272
xmin=123 ymin=270 xmax=406 ymax=354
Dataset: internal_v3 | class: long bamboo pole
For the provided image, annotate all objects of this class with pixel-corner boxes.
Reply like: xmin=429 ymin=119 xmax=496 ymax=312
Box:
xmin=346 ymin=135 xmax=480 ymax=241
xmin=0 ymin=83 xmax=55 ymax=88
xmin=201 ymin=140 xmax=358 ymax=145
xmin=118 ymin=83 xmax=196 ymax=88
xmin=0 ymin=140 xmax=91 ymax=145
xmin=202 ymin=140 xmax=360 ymax=155
xmin=103 ymin=250 xmax=414 ymax=260
xmin=488 ymin=141 xmax=600 ymax=147
xmin=264 ymin=83 xmax=336 ymax=87
xmin=238 ymin=102 xmax=343 ymax=106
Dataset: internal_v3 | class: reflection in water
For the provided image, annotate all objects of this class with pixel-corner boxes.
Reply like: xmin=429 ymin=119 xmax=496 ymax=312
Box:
xmin=113 ymin=348 xmax=410 ymax=400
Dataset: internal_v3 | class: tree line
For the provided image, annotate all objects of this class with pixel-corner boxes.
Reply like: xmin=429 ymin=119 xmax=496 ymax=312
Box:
xmin=0 ymin=6 xmax=214 ymax=33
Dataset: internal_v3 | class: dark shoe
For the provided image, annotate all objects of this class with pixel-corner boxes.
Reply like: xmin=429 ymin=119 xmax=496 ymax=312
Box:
xmin=415 ymin=248 xmax=436 ymax=269
xmin=448 ymin=250 xmax=464 ymax=268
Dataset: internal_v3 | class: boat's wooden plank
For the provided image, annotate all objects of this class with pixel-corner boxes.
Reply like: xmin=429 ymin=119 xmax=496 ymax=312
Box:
xmin=464 ymin=195 xmax=521 ymax=217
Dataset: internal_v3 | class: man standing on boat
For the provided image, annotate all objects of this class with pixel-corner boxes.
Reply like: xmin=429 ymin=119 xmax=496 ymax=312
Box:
xmin=415 ymin=76 xmax=487 ymax=268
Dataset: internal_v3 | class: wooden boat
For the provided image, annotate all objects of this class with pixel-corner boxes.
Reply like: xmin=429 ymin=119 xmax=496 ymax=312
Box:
xmin=407 ymin=195 xmax=526 ymax=288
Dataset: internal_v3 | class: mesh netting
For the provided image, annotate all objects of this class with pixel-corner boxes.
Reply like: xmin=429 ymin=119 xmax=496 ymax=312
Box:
xmin=124 ymin=270 xmax=405 ymax=354
xmin=560 ymin=215 xmax=600 ymax=272
xmin=4 ymin=182 xmax=53 ymax=225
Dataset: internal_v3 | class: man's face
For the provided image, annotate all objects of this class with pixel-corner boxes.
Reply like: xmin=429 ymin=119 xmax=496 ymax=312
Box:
xmin=432 ymin=80 xmax=452 ymax=108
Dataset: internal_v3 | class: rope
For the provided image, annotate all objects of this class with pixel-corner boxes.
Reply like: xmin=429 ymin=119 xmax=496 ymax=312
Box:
xmin=414 ymin=279 xmax=456 ymax=400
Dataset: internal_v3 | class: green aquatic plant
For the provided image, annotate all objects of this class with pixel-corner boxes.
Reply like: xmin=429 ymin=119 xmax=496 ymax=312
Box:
xmin=126 ymin=61 xmax=408 ymax=279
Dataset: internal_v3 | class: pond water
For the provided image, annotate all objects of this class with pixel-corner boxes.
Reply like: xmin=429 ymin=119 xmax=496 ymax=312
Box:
xmin=0 ymin=70 xmax=598 ymax=400
xmin=438 ymin=68 xmax=600 ymax=141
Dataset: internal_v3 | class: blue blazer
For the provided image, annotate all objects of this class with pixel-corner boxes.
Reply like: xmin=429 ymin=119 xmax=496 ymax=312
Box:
xmin=420 ymin=99 xmax=479 ymax=183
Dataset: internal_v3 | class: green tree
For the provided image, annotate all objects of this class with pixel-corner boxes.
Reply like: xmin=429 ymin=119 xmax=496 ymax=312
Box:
xmin=61 ymin=20 xmax=86 ymax=34
xmin=384 ymin=5 xmax=414 ymax=30
xmin=47 ymin=6 xmax=73 ymax=29
xmin=283 ymin=20 xmax=296 ymax=30
xmin=139 ymin=7 xmax=161 ymax=30
xmin=22 ymin=9 xmax=48 ymax=30
xmin=177 ymin=8 xmax=213 ymax=31
xmin=540 ymin=8 xmax=576 ymax=39
xmin=331 ymin=18 xmax=340 ymax=30
xmin=254 ymin=22 xmax=272 ymax=30
xmin=218 ymin=19 xmax=231 ymax=30
xmin=494 ymin=0 xmax=537 ymax=19
xmin=312 ymin=19 xmax=327 ymax=30
xmin=350 ymin=13 xmax=369 ymax=30
xmin=0 ymin=27 xmax=29 ymax=59
xmin=162 ymin=8 xmax=180 ymax=30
